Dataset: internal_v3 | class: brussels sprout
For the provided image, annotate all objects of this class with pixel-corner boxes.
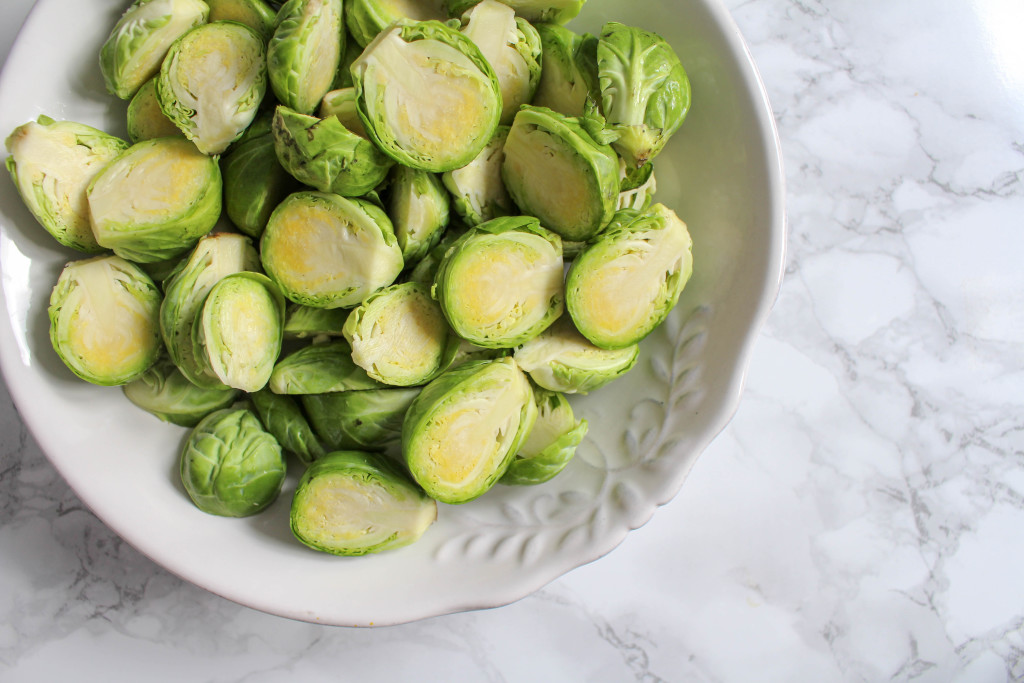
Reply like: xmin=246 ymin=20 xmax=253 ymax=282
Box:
xmin=502 ymin=105 xmax=619 ymax=242
xmin=271 ymin=105 xmax=395 ymax=197
xmin=180 ymin=408 xmax=286 ymax=517
xmin=126 ymin=78 xmax=185 ymax=143
xmin=260 ymin=191 xmax=404 ymax=309
xmin=531 ymin=24 xmax=593 ymax=118
xmin=566 ymin=204 xmax=693 ymax=349
xmin=346 ymin=0 xmax=448 ymax=47
xmin=192 ymin=272 xmax=286 ymax=392
xmin=402 ymin=357 xmax=537 ymax=504
xmin=441 ymin=125 xmax=513 ymax=227
xmin=267 ymin=0 xmax=346 ymax=115
xmin=501 ymin=388 xmax=587 ymax=485
xmin=268 ymin=341 xmax=381 ymax=394
xmin=206 ymin=0 xmax=277 ymax=41
xmin=160 ymin=232 xmax=262 ymax=387
xmin=457 ymin=0 xmax=542 ymax=125
xmin=617 ymin=160 xmax=657 ymax=211
xmin=386 ymin=165 xmax=450 ymax=263
xmin=99 ymin=0 xmax=209 ymax=100
xmin=290 ymin=450 xmax=437 ymax=555
xmin=4 ymin=116 xmax=128 ymax=253
xmin=301 ymin=386 xmax=419 ymax=450
xmin=351 ymin=20 xmax=502 ymax=172
xmin=123 ymin=357 xmax=240 ymax=426
xmin=87 ymin=137 xmax=222 ymax=263
xmin=513 ymin=314 xmax=638 ymax=393
xmin=318 ymin=87 xmax=369 ymax=138
xmin=221 ymin=124 xmax=301 ymax=239
xmin=342 ymin=282 xmax=455 ymax=386
xmin=332 ymin=37 xmax=364 ymax=90
xmin=48 ymin=255 xmax=162 ymax=386
xmin=432 ymin=216 xmax=563 ymax=349
xmin=597 ymin=22 xmax=691 ymax=168
xmin=157 ymin=21 xmax=268 ymax=155
xmin=282 ymin=303 xmax=349 ymax=340
xmin=446 ymin=0 xmax=586 ymax=25
xmin=250 ymin=388 xmax=326 ymax=464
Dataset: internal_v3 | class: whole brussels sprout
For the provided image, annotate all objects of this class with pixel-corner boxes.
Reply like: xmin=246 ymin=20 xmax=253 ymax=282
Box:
xmin=206 ymin=0 xmax=277 ymax=41
xmin=290 ymin=450 xmax=437 ymax=555
xmin=126 ymin=78 xmax=184 ymax=143
xmin=301 ymin=386 xmax=420 ymax=450
xmin=48 ymin=255 xmax=163 ymax=386
xmin=441 ymin=125 xmax=513 ymax=227
xmin=566 ymin=204 xmax=693 ymax=349
xmin=351 ymin=20 xmax=502 ymax=172
xmin=123 ymin=357 xmax=240 ymax=427
xmin=180 ymin=408 xmax=286 ymax=517
xmin=386 ymin=165 xmax=450 ymax=264
xmin=250 ymin=388 xmax=326 ymax=464
xmin=268 ymin=0 xmax=346 ymax=115
xmin=501 ymin=388 xmax=587 ymax=485
xmin=157 ymin=21 xmax=268 ymax=155
xmin=268 ymin=341 xmax=381 ymax=394
xmin=5 ymin=116 xmax=128 ymax=253
xmin=446 ymin=0 xmax=586 ymax=25
xmin=402 ymin=357 xmax=537 ymax=504
xmin=86 ymin=137 xmax=222 ymax=263
xmin=221 ymin=122 xmax=301 ymax=240
xmin=99 ymin=0 xmax=209 ymax=100
xmin=346 ymin=0 xmax=449 ymax=47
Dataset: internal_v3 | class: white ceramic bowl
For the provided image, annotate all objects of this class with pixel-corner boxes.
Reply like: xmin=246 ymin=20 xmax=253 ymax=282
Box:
xmin=0 ymin=0 xmax=784 ymax=625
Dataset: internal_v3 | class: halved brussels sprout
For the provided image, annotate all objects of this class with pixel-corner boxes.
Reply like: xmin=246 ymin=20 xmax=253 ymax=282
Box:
xmin=301 ymin=386 xmax=420 ymax=450
xmin=260 ymin=191 xmax=404 ymax=309
xmin=5 ymin=116 xmax=128 ymax=253
xmin=458 ymin=0 xmax=542 ymax=125
xmin=432 ymin=216 xmax=564 ymax=349
xmin=513 ymin=314 xmax=638 ymax=393
xmin=351 ymin=20 xmax=502 ymax=172
xmin=192 ymin=272 xmax=286 ymax=392
xmin=268 ymin=0 xmax=345 ymax=115
xmin=290 ymin=450 xmax=437 ymax=555
xmin=319 ymin=87 xmax=369 ymax=138
xmin=566 ymin=204 xmax=693 ymax=349
xmin=501 ymin=388 xmax=587 ymax=485
xmin=250 ymin=388 xmax=326 ymax=464
xmin=160 ymin=232 xmax=262 ymax=388
xmin=387 ymin=165 xmax=450 ymax=263
xmin=127 ymin=78 xmax=184 ymax=143
xmin=531 ymin=24 xmax=594 ymax=118
xmin=157 ymin=21 xmax=268 ymax=155
xmin=87 ymin=137 xmax=222 ymax=263
xmin=617 ymin=159 xmax=657 ymax=211
xmin=221 ymin=121 xmax=301 ymax=240
xmin=441 ymin=125 xmax=513 ymax=227
xmin=180 ymin=408 xmax=286 ymax=517
xmin=271 ymin=105 xmax=394 ymax=197
xmin=123 ymin=357 xmax=240 ymax=426
xmin=342 ymin=282 xmax=455 ymax=386
xmin=283 ymin=303 xmax=349 ymax=340
xmin=402 ymin=357 xmax=537 ymax=504
xmin=268 ymin=341 xmax=381 ymax=394
xmin=446 ymin=0 xmax=586 ymax=24
xmin=99 ymin=0 xmax=209 ymax=100
xmin=206 ymin=0 xmax=277 ymax=41
xmin=597 ymin=22 xmax=691 ymax=168
xmin=346 ymin=0 xmax=448 ymax=47
xmin=48 ymin=255 xmax=162 ymax=386
xmin=502 ymin=105 xmax=619 ymax=242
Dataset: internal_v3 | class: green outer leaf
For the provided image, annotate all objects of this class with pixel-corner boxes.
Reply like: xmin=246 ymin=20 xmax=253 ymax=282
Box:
xmin=222 ymin=131 xmax=300 ymax=239
xmin=123 ymin=357 xmax=240 ymax=427
xmin=501 ymin=389 xmax=587 ymax=485
xmin=282 ymin=303 xmax=350 ymax=339
xmin=127 ymin=77 xmax=184 ymax=143
xmin=301 ymin=386 xmax=420 ymax=450
xmin=250 ymin=388 xmax=326 ymax=464
xmin=267 ymin=0 xmax=345 ymax=115
xmin=269 ymin=341 xmax=383 ymax=394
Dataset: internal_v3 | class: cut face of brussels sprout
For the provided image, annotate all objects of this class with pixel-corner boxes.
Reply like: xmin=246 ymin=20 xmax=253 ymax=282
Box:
xmin=346 ymin=0 xmax=448 ymax=47
xmin=531 ymin=24 xmax=591 ymax=118
xmin=458 ymin=0 xmax=542 ymax=125
xmin=123 ymin=357 xmax=240 ymax=427
xmin=221 ymin=128 xmax=300 ymax=240
xmin=180 ymin=408 xmax=286 ymax=517
xmin=387 ymin=165 xmax=450 ymax=263
xmin=268 ymin=0 xmax=346 ymax=115
xmin=502 ymin=105 xmax=619 ymax=242
xmin=157 ymin=21 xmax=268 ymax=155
xmin=250 ymin=389 xmax=326 ymax=464
xmin=301 ymin=387 xmax=420 ymax=450
xmin=193 ymin=272 xmax=285 ymax=392
xmin=260 ymin=192 xmax=404 ymax=309
xmin=513 ymin=315 xmax=638 ymax=393
xmin=87 ymin=137 xmax=222 ymax=263
xmin=351 ymin=21 xmax=502 ymax=172
xmin=441 ymin=125 xmax=512 ymax=227
xmin=127 ymin=78 xmax=184 ymax=143
xmin=402 ymin=357 xmax=537 ymax=504
xmin=319 ymin=88 xmax=369 ymax=138
xmin=433 ymin=216 xmax=564 ymax=349
xmin=271 ymin=105 xmax=394 ymax=197
xmin=446 ymin=0 xmax=586 ymax=24
xmin=269 ymin=341 xmax=381 ymax=394
xmin=501 ymin=388 xmax=588 ymax=485
xmin=99 ymin=0 xmax=209 ymax=100
xmin=206 ymin=0 xmax=278 ymax=41
xmin=48 ymin=255 xmax=162 ymax=386
xmin=291 ymin=450 xmax=437 ymax=555
xmin=566 ymin=204 xmax=694 ymax=349
xmin=5 ymin=116 xmax=128 ymax=253
xmin=343 ymin=282 xmax=454 ymax=386
xmin=597 ymin=22 xmax=691 ymax=168
xmin=283 ymin=303 xmax=349 ymax=340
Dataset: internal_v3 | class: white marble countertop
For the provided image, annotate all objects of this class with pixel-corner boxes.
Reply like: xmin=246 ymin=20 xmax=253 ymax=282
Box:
xmin=1 ymin=0 xmax=1022 ymax=680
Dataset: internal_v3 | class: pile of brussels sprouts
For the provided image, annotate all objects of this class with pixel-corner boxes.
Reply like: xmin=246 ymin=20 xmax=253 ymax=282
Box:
xmin=4 ymin=0 xmax=695 ymax=557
